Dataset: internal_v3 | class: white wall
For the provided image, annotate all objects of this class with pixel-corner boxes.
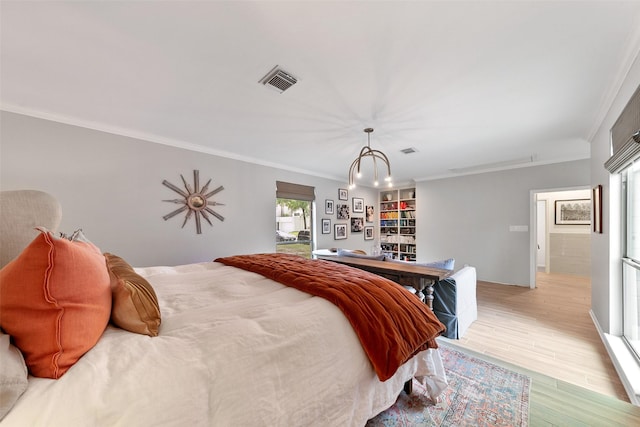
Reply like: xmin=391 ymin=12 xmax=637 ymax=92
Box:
xmin=416 ymin=160 xmax=590 ymax=285
xmin=0 ymin=111 xmax=377 ymax=267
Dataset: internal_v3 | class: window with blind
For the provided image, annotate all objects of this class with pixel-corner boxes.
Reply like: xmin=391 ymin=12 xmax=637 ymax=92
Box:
xmin=623 ymin=161 xmax=640 ymax=356
xmin=275 ymin=181 xmax=315 ymax=259
xmin=607 ymin=85 xmax=640 ymax=358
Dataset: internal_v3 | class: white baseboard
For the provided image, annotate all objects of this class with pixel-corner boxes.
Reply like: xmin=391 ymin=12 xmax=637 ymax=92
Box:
xmin=590 ymin=309 xmax=640 ymax=406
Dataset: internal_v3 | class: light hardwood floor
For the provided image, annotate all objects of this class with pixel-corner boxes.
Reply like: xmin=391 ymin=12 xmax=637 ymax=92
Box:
xmin=440 ymin=271 xmax=630 ymax=402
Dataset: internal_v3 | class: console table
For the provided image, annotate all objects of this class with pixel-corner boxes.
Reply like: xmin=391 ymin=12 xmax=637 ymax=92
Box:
xmin=318 ymin=256 xmax=451 ymax=310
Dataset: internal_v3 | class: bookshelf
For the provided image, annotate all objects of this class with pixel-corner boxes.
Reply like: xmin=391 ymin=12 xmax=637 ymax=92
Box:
xmin=379 ymin=188 xmax=416 ymax=260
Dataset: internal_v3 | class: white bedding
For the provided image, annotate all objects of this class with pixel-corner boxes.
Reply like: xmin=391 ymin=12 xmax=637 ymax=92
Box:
xmin=2 ymin=261 xmax=447 ymax=426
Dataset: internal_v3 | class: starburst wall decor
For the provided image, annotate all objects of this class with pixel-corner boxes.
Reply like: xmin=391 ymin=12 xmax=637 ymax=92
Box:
xmin=162 ymin=170 xmax=225 ymax=234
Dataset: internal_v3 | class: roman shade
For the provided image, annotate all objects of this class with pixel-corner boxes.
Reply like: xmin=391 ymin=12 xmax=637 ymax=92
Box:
xmin=276 ymin=181 xmax=315 ymax=201
xmin=605 ymin=85 xmax=640 ymax=174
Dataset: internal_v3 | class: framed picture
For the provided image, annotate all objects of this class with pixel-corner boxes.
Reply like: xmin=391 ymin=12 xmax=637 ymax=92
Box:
xmin=352 ymin=197 xmax=364 ymax=213
xmin=593 ymin=185 xmax=603 ymax=233
xmin=337 ymin=204 xmax=350 ymax=220
xmin=338 ymin=188 xmax=348 ymax=201
xmin=351 ymin=217 xmax=364 ymax=232
xmin=322 ymin=218 xmax=331 ymax=234
xmin=364 ymin=226 xmax=374 ymax=240
xmin=325 ymin=199 xmax=334 ymax=215
xmin=555 ymin=199 xmax=591 ymax=225
xmin=334 ymin=223 xmax=347 ymax=240
xmin=365 ymin=205 xmax=374 ymax=222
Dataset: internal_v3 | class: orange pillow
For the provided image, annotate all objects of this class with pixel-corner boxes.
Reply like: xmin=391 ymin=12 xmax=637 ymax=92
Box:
xmin=0 ymin=228 xmax=111 ymax=379
xmin=104 ymin=253 xmax=161 ymax=336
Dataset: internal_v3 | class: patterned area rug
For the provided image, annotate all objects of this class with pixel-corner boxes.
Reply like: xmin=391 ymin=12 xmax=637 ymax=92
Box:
xmin=367 ymin=345 xmax=531 ymax=426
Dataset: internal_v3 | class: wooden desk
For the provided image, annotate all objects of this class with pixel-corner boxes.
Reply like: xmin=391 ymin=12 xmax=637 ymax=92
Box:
xmin=319 ymin=256 xmax=451 ymax=310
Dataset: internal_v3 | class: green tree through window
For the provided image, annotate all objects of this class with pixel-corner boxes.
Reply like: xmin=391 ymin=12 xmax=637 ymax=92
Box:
xmin=276 ymin=198 xmax=312 ymax=259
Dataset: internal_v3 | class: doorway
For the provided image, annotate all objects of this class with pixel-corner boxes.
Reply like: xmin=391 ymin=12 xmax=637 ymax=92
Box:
xmin=530 ymin=187 xmax=591 ymax=288
xmin=536 ymin=199 xmax=547 ymax=273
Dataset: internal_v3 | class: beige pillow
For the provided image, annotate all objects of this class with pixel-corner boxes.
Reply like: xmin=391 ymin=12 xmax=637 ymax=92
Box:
xmin=104 ymin=253 xmax=161 ymax=337
xmin=0 ymin=190 xmax=62 ymax=269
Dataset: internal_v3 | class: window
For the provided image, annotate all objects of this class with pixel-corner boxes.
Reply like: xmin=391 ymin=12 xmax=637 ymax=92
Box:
xmin=275 ymin=181 xmax=314 ymax=259
xmin=623 ymin=160 xmax=640 ymax=357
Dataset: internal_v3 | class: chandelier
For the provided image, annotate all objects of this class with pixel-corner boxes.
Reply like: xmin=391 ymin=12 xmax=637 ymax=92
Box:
xmin=348 ymin=128 xmax=392 ymax=189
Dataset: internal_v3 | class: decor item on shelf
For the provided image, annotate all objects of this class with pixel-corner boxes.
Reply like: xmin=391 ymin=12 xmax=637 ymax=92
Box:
xmin=162 ymin=170 xmax=225 ymax=234
xmin=348 ymin=128 xmax=392 ymax=189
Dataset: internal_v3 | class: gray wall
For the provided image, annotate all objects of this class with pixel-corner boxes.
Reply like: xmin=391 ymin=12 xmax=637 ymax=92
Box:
xmin=590 ymin=51 xmax=640 ymax=335
xmin=0 ymin=111 xmax=377 ymax=267
xmin=0 ymin=110 xmax=591 ymax=285
xmin=415 ymin=160 xmax=590 ymax=285
xmin=3 ymin=47 xmax=638 ymax=336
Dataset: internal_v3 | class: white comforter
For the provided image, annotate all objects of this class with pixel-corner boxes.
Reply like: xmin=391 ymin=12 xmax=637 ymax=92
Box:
xmin=3 ymin=262 xmax=447 ymax=426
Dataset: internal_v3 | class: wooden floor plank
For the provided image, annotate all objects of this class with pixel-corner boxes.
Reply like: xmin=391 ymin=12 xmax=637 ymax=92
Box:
xmin=447 ymin=271 xmax=631 ymax=401
xmin=436 ymin=271 xmax=640 ymax=425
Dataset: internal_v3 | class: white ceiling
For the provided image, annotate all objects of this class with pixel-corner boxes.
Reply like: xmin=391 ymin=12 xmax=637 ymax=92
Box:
xmin=2 ymin=1 xmax=640 ymax=186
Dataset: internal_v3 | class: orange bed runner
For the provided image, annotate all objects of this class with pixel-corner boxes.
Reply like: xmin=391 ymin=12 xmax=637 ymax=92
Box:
xmin=215 ymin=253 xmax=445 ymax=381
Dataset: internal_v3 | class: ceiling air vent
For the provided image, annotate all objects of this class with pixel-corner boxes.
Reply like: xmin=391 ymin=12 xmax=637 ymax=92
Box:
xmin=259 ymin=66 xmax=297 ymax=93
xmin=400 ymin=147 xmax=418 ymax=154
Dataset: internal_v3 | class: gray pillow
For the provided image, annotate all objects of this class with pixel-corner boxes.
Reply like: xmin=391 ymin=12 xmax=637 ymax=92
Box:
xmin=337 ymin=249 xmax=385 ymax=261
xmin=385 ymin=257 xmax=455 ymax=270
xmin=0 ymin=331 xmax=28 ymax=420
xmin=417 ymin=258 xmax=455 ymax=270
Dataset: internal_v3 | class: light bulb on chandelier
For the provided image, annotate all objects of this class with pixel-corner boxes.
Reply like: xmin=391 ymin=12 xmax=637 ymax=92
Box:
xmin=348 ymin=128 xmax=392 ymax=190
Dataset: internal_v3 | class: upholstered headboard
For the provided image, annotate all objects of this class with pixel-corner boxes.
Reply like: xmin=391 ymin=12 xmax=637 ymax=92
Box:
xmin=0 ymin=190 xmax=62 ymax=268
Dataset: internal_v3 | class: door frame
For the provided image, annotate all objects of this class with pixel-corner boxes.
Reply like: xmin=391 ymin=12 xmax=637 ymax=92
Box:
xmin=529 ymin=185 xmax=591 ymax=289
xmin=536 ymin=198 xmax=547 ymax=273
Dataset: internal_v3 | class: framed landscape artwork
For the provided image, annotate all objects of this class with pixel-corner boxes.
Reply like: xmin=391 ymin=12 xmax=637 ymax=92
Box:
xmin=555 ymin=199 xmax=591 ymax=225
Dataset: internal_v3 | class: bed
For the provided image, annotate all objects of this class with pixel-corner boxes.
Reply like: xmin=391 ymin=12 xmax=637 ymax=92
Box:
xmin=0 ymin=190 xmax=448 ymax=426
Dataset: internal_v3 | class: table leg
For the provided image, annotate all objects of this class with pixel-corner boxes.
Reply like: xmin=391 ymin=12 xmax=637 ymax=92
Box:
xmin=420 ymin=278 xmax=435 ymax=311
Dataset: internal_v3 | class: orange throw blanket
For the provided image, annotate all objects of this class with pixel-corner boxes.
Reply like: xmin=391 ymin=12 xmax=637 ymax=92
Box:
xmin=215 ymin=253 xmax=445 ymax=381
